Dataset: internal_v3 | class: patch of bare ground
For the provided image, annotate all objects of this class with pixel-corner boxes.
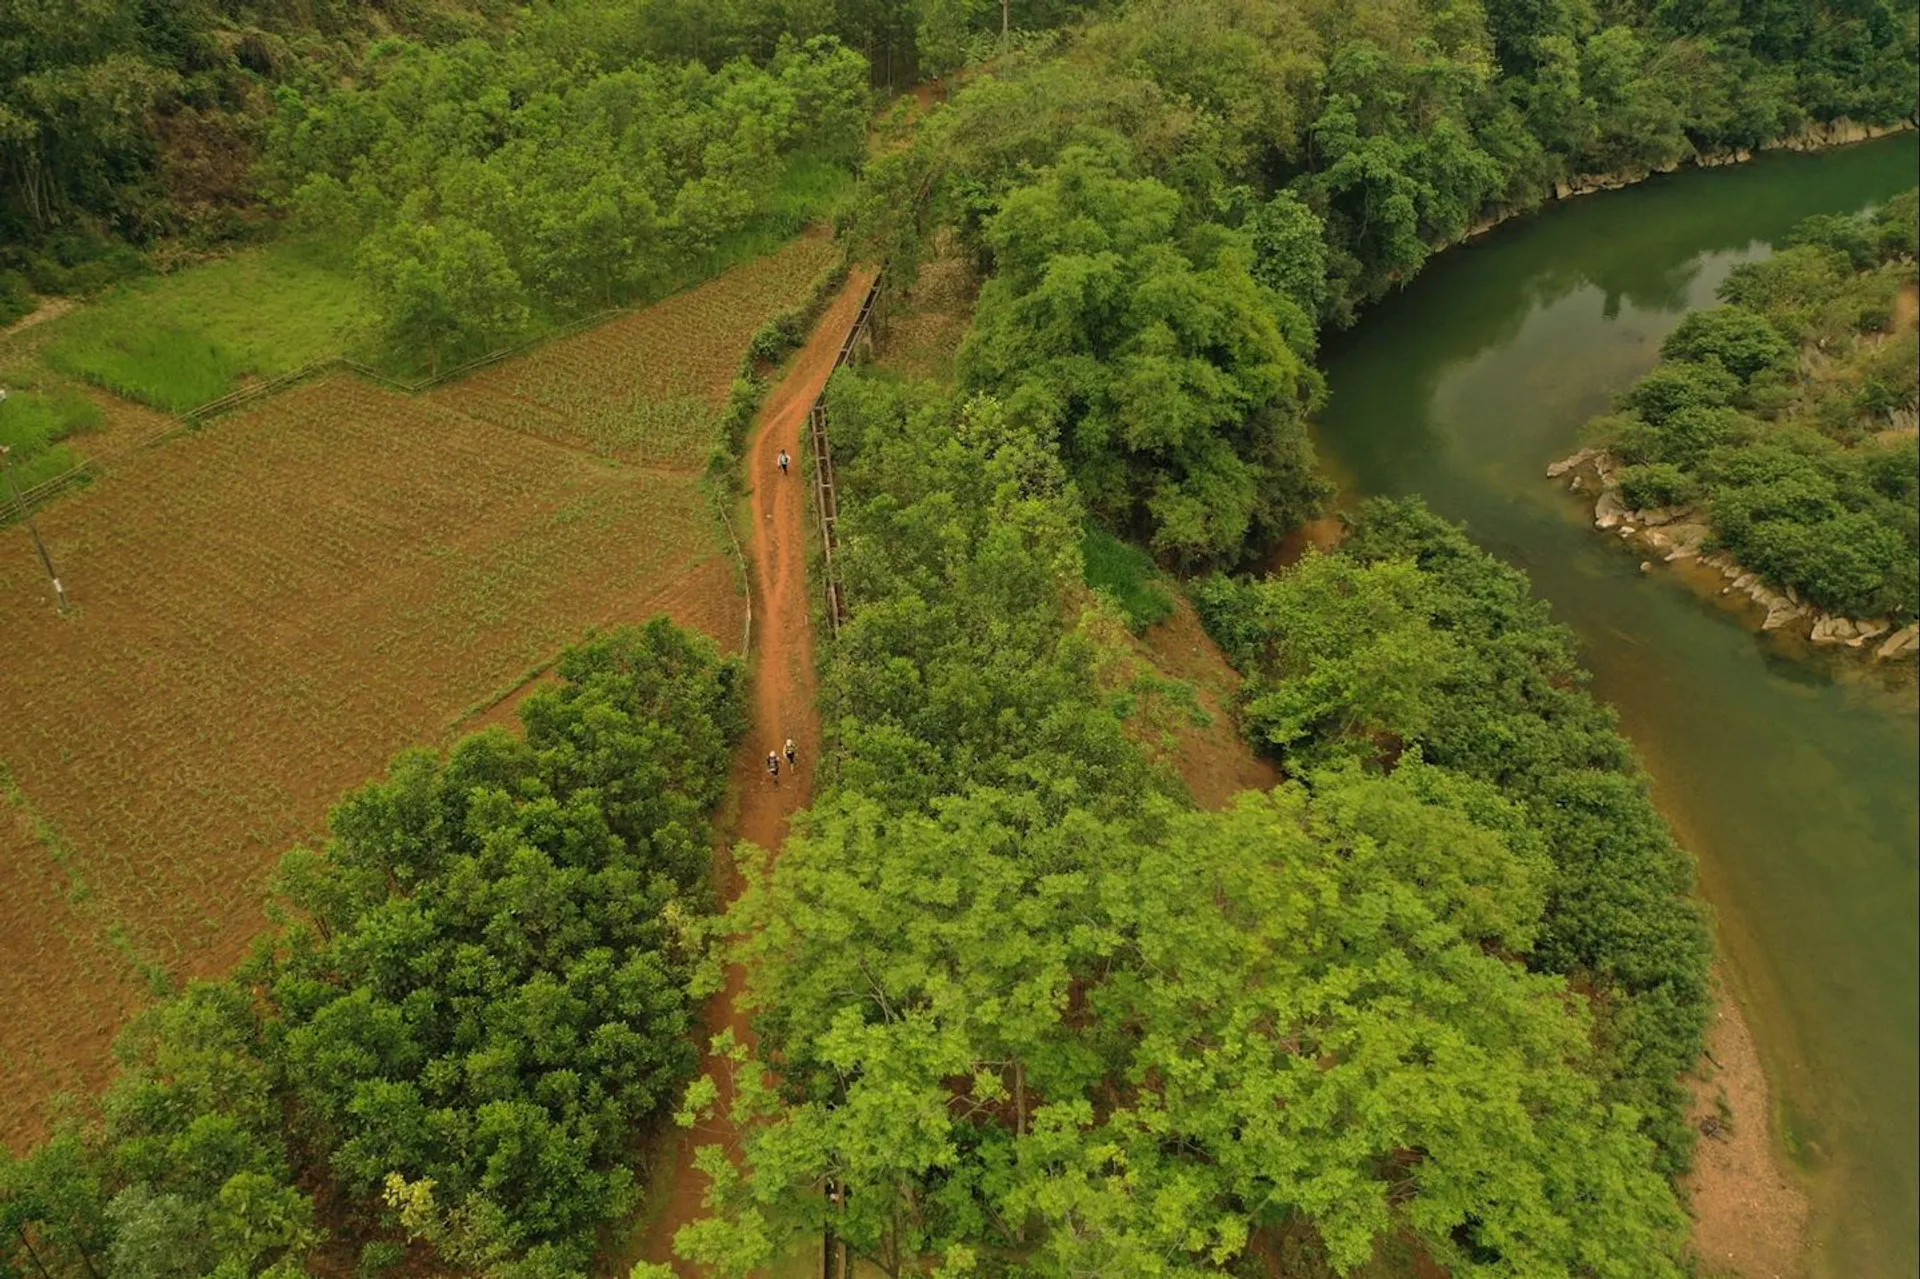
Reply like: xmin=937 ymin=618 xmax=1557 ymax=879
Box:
xmin=1 ymin=296 xmax=75 ymax=339
xmin=1127 ymin=596 xmax=1280 ymax=809
xmin=872 ymin=236 xmax=975 ymax=383
xmin=1684 ymin=978 xmax=1811 ymax=1279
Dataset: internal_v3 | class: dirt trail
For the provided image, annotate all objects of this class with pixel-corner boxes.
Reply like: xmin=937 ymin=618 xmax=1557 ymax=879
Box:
xmin=635 ymin=268 xmax=876 ymax=1273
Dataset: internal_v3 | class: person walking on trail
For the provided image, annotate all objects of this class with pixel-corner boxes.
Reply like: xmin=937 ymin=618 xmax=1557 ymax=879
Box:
xmin=777 ymin=448 xmax=790 ymax=476
xmin=784 ymin=738 xmax=797 ymax=769
xmin=767 ymin=750 xmax=780 ymax=786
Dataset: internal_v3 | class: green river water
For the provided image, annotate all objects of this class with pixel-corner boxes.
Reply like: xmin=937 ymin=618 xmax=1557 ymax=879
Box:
xmin=1313 ymin=134 xmax=1920 ymax=1279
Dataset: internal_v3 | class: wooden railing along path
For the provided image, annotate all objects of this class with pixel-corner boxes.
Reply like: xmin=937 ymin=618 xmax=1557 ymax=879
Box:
xmin=805 ymin=270 xmax=884 ymax=639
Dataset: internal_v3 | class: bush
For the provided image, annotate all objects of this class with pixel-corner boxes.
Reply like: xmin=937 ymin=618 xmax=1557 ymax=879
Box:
xmin=1081 ymin=524 xmax=1175 ymax=632
xmin=1660 ymin=307 xmax=1793 ymax=380
xmin=0 ymin=271 xmax=31 ymax=327
xmin=1788 ymin=212 xmax=1878 ymax=270
xmin=1872 ymin=190 xmax=1918 ymax=260
xmin=749 ymin=307 xmax=806 ymax=362
xmin=1622 ymin=360 xmax=1742 ymax=424
xmin=1616 ymin=462 xmax=1697 ymax=510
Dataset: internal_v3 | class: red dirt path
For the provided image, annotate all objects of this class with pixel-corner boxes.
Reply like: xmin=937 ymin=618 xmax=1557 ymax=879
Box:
xmin=635 ymin=268 xmax=877 ymax=1272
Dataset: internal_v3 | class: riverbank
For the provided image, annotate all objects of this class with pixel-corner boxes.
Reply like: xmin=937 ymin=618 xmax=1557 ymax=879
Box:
xmin=1686 ymin=977 xmax=1813 ymax=1279
xmin=1545 ymin=446 xmax=1920 ymax=662
xmin=1458 ymin=116 xmax=1916 ymax=245
xmin=1310 ymin=133 xmax=1920 ymax=1279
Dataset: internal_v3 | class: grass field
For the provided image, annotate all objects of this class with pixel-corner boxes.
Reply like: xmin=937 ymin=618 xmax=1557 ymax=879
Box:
xmin=0 ymin=387 xmax=103 ymax=492
xmin=38 ymin=239 xmax=363 ymax=411
xmin=0 ymin=230 xmax=837 ymax=1149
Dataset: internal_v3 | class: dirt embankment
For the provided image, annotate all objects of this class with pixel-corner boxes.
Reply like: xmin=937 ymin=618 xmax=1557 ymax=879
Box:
xmin=631 ymin=268 xmax=876 ymax=1273
xmin=1129 ymin=599 xmax=1279 ymax=809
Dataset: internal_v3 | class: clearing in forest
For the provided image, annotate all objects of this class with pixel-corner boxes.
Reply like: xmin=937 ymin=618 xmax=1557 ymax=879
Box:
xmin=0 ymin=231 xmax=837 ymax=1152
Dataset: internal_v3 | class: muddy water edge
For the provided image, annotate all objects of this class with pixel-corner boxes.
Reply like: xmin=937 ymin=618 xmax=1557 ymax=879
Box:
xmin=1307 ymin=133 xmax=1920 ymax=1278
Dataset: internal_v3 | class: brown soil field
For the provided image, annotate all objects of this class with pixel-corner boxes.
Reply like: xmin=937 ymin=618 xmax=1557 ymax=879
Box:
xmin=441 ymin=232 xmax=836 ymax=466
xmin=0 ymin=237 xmax=834 ymax=1151
xmin=0 ymin=778 xmax=148 ymax=1151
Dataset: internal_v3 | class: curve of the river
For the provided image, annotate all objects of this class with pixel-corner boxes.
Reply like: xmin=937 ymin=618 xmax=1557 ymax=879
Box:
xmin=1314 ymin=133 xmax=1919 ymax=1279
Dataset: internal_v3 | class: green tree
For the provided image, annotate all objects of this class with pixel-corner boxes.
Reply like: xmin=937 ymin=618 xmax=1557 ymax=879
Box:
xmin=958 ymin=145 xmax=1327 ymax=565
xmin=357 ymin=212 xmax=529 ymax=372
xmin=1659 ymin=306 xmax=1794 ymax=380
xmin=682 ymin=775 xmax=1689 ymax=1277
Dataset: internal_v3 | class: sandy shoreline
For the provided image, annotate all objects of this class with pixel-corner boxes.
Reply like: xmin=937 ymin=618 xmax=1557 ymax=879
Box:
xmin=1683 ymin=975 xmax=1813 ymax=1278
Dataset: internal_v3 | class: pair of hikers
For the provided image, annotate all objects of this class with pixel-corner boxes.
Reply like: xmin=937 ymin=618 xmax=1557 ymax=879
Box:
xmin=766 ymin=738 xmax=797 ymax=784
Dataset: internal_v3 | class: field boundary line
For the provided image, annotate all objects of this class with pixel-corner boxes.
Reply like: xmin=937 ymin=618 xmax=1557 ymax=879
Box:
xmin=712 ymin=494 xmax=753 ymax=657
xmin=6 ymin=233 xmax=842 ymax=525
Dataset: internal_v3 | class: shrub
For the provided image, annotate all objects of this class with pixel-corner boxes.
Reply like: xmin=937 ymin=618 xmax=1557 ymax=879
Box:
xmin=1616 ymin=462 xmax=1697 ymax=510
xmin=749 ymin=308 xmax=806 ymax=362
xmin=1660 ymin=307 xmax=1793 ymax=380
xmin=0 ymin=271 xmax=31 ymax=327
xmin=1080 ymin=523 xmax=1175 ymax=632
xmin=1622 ymin=360 xmax=1742 ymax=424
xmin=1788 ymin=212 xmax=1878 ymax=270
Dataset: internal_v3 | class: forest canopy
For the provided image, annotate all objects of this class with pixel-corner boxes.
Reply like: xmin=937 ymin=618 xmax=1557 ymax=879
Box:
xmin=852 ymin=0 xmax=1917 ymax=562
xmin=660 ymin=369 xmax=1709 ymax=1277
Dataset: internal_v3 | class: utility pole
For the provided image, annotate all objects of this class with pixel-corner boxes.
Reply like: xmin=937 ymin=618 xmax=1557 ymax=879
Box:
xmin=0 ymin=389 xmax=71 ymax=613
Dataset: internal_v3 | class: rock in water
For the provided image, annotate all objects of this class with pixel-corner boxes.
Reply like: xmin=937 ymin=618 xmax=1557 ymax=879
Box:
xmin=1875 ymin=625 xmax=1919 ymax=660
xmin=1547 ymin=448 xmax=1599 ymax=478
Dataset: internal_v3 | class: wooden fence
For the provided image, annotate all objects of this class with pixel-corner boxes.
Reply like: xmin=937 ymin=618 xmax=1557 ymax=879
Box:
xmin=806 ymin=270 xmax=885 ymax=639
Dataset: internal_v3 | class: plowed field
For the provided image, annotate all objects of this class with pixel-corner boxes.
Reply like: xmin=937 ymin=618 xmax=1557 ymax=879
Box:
xmin=0 ymin=232 xmax=835 ymax=1148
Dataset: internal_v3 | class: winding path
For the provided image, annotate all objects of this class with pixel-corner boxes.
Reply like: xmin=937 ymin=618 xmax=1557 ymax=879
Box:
xmin=635 ymin=267 xmax=877 ymax=1273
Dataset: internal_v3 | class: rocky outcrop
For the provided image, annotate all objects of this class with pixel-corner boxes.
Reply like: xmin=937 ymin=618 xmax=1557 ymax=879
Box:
xmin=1546 ymin=447 xmax=1917 ymax=661
xmin=1763 ymin=116 xmax=1912 ymax=152
xmin=1459 ymin=117 xmax=1917 ymax=246
xmin=1875 ymin=625 xmax=1920 ymax=661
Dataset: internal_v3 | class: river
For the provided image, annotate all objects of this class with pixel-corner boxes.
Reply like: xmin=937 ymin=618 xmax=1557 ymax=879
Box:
xmin=1313 ymin=134 xmax=1920 ymax=1279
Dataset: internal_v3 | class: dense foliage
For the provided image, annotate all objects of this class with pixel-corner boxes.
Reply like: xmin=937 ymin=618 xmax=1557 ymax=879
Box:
xmin=1590 ymin=192 xmax=1919 ymax=620
xmin=1195 ymin=500 xmax=1714 ymax=1170
xmin=266 ymin=29 xmax=867 ymax=368
xmin=957 ymin=144 xmax=1330 ymax=564
xmin=665 ymin=375 xmax=1697 ymax=1277
xmin=0 ymin=621 xmax=743 ymax=1279
xmin=853 ymin=0 xmax=1916 ymax=560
